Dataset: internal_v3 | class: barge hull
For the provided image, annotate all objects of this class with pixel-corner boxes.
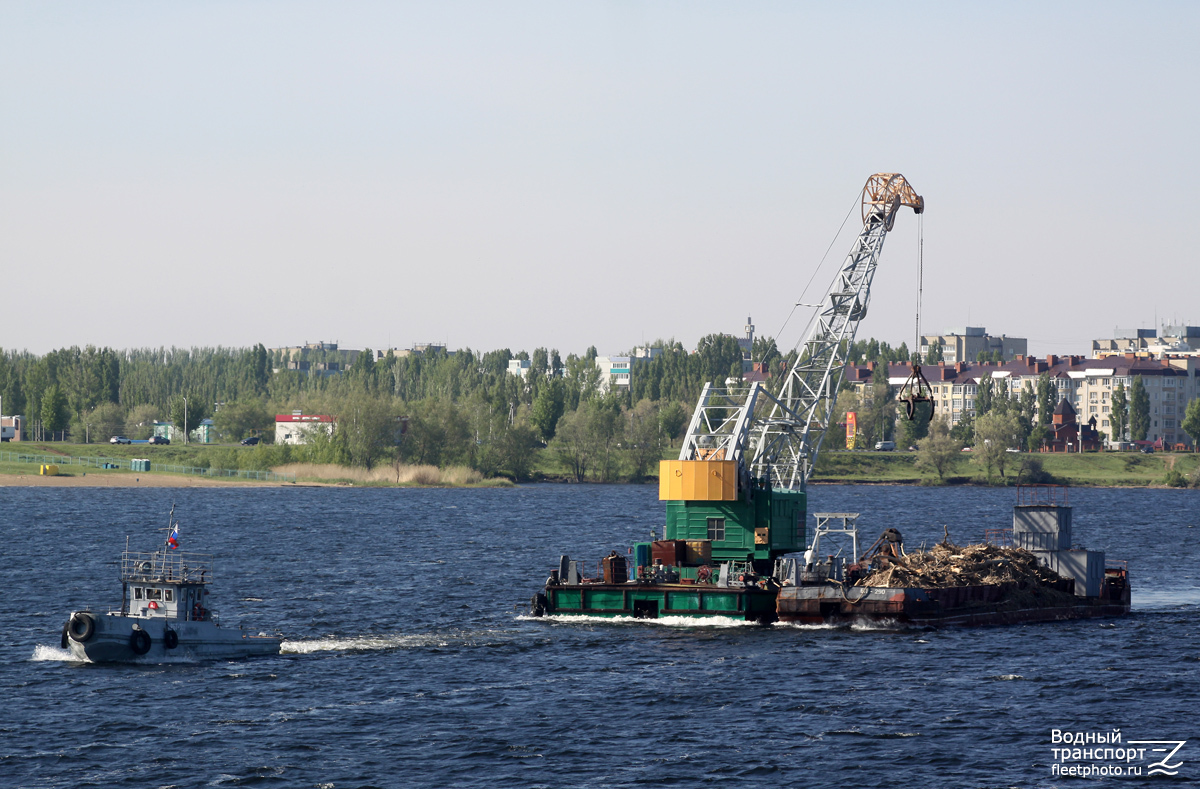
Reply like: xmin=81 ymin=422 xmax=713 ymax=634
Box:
xmin=776 ymin=583 xmax=1131 ymax=627
xmin=541 ymin=582 xmax=778 ymax=623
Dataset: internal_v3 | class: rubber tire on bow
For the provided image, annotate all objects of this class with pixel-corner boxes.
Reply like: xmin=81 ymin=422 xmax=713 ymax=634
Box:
xmin=60 ymin=623 xmax=69 ymax=650
xmin=129 ymin=629 xmax=152 ymax=656
xmin=163 ymin=628 xmax=179 ymax=649
xmin=68 ymin=612 xmax=95 ymax=643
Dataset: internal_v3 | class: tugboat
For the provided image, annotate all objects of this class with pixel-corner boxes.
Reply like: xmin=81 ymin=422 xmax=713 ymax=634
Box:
xmin=61 ymin=512 xmax=281 ymax=662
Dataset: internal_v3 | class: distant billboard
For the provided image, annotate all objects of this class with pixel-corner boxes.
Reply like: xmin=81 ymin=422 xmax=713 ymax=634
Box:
xmin=846 ymin=411 xmax=857 ymax=450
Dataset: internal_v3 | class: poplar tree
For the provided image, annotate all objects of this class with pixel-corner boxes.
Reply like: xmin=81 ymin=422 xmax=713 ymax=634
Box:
xmin=1110 ymin=381 xmax=1129 ymax=442
xmin=1129 ymin=376 xmax=1150 ymax=441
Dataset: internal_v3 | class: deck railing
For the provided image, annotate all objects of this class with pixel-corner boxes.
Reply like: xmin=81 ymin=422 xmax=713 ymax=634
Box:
xmin=1015 ymin=484 xmax=1069 ymax=506
xmin=121 ymin=550 xmax=214 ymax=584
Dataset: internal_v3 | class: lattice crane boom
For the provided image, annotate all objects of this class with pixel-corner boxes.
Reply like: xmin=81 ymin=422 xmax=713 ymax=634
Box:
xmin=677 ymin=173 xmax=923 ymax=493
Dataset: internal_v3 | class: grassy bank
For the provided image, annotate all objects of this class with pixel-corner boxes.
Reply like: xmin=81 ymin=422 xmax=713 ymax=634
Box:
xmin=10 ymin=440 xmax=1198 ymax=489
xmin=810 ymin=449 xmax=1200 ymax=488
xmin=0 ymin=444 xmax=514 ymax=487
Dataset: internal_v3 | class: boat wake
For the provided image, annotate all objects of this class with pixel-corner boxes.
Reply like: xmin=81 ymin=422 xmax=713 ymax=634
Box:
xmin=30 ymin=644 xmax=205 ymax=665
xmin=30 ymin=645 xmax=81 ymax=662
xmin=773 ymin=618 xmax=911 ymax=632
xmin=281 ymin=631 xmax=506 ymax=654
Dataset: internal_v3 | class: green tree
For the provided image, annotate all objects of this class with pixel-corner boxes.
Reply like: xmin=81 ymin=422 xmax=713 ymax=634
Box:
xmin=1036 ymin=373 xmax=1053 ymax=428
xmin=975 ymin=376 xmax=994 ymax=417
xmin=337 ymin=393 xmax=400 ymax=469
xmin=549 ymin=409 xmax=592 ymax=482
xmin=169 ymin=395 xmax=210 ymax=441
xmin=658 ymin=401 xmax=688 ymax=441
xmin=126 ymin=404 xmax=160 ymax=440
xmin=897 ymin=401 xmax=931 ymax=448
xmin=625 ymin=399 xmax=666 ymax=481
xmin=1129 ymin=376 xmax=1150 ymax=441
xmin=914 ymin=416 xmax=961 ymax=481
xmin=1110 ymin=381 xmax=1129 ymax=442
xmin=973 ymin=411 xmax=1021 ymax=481
xmin=529 ymin=379 xmax=565 ymax=442
xmin=40 ymin=384 xmax=69 ymax=435
xmin=213 ymin=399 xmax=272 ymax=442
xmin=1181 ymin=398 xmax=1200 ymax=449
xmin=494 ymin=423 xmax=537 ymax=480
xmin=586 ymin=395 xmax=625 ymax=482
xmin=83 ymin=402 xmax=126 ymax=443
xmin=1015 ymin=382 xmax=1036 ymax=448
xmin=3 ymin=373 xmax=25 ymax=415
xmin=925 ymin=341 xmax=943 ymax=364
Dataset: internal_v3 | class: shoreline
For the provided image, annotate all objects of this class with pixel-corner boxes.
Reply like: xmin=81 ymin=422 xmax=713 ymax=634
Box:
xmin=0 ymin=471 xmax=1189 ymax=490
xmin=0 ymin=472 xmax=292 ymax=488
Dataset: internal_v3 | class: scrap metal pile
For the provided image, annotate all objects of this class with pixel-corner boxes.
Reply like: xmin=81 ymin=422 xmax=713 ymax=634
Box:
xmin=856 ymin=536 xmax=1063 ymax=589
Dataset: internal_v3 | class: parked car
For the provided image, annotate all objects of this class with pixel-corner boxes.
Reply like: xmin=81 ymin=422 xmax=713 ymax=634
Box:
xmin=109 ymin=436 xmax=131 ymax=445
xmin=874 ymin=441 xmax=895 ymax=451
xmin=240 ymin=436 xmax=260 ymax=446
xmin=148 ymin=436 xmax=170 ymax=445
xmin=1140 ymin=445 xmax=1154 ymax=454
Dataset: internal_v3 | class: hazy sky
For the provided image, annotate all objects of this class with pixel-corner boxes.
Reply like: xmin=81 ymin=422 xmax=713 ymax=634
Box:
xmin=2 ymin=2 xmax=1196 ymax=358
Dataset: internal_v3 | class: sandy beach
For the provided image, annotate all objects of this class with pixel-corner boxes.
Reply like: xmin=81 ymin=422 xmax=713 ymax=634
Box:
xmin=0 ymin=472 xmax=289 ymax=488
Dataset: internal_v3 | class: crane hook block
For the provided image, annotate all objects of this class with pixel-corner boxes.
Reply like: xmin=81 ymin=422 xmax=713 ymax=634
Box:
xmin=899 ymin=364 xmax=935 ymax=423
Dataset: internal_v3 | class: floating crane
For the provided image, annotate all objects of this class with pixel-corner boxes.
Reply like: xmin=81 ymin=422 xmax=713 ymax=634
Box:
xmin=533 ymin=174 xmax=927 ymax=622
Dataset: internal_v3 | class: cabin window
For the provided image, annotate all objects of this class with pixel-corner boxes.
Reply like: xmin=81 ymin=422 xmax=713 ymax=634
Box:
xmin=707 ymin=517 xmax=726 ymax=542
xmin=148 ymin=588 xmax=161 ymax=600
xmin=134 ymin=587 xmax=143 ymax=600
xmin=164 ymin=589 xmax=173 ymax=602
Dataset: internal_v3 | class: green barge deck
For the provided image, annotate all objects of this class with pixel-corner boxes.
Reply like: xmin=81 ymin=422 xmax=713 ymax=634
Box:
xmin=536 ymin=581 xmax=778 ymax=623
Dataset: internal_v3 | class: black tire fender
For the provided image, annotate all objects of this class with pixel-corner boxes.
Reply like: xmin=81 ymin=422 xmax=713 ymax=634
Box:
xmin=163 ymin=628 xmax=179 ymax=650
xmin=129 ymin=628 xmax=152 ymax=655
xmin=68 ymin=612 xmax=96 ymax=643
xmin=61 ymin=622 xmax=69 ymax=650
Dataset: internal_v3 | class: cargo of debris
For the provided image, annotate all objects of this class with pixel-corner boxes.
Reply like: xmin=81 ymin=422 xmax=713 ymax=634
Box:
xmin=775 ymin=486 xmax=1130 ymax=626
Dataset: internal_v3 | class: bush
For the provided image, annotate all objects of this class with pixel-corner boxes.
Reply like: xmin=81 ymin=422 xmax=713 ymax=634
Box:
xmin=1016 ymin=456 xmax=1055 ymax=484
xmin=1163 ymin=468 xmax=1188 ymax=488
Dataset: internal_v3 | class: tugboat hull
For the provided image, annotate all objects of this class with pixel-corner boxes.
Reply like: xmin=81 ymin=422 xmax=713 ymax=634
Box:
xmin=63 ymin=611 xmax=281 ymax=663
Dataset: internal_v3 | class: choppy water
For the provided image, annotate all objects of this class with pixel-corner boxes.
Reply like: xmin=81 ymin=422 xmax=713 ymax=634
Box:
xmin=3 ymin=484 xmax=1198 ymax=787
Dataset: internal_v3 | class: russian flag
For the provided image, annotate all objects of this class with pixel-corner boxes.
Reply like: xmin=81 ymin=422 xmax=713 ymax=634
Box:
xmin=168 ymin=525 xmax=180 ymax=549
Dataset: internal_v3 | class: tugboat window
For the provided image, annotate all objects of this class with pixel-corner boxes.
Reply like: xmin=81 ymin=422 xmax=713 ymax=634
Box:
xmin=164 ymin=589 xmax=173 ymax=602
xmin=134 ymin=587 xmax=143 ymax=599
xmin=707 ymin=517 xmax=725 ymax=541
xmin=148 ymin=588 xmax=161 ymax=600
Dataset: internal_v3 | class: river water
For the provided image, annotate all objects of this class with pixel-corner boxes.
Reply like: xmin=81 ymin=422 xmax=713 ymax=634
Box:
xmin=3 ymin=484 xmax=1198 ymax=787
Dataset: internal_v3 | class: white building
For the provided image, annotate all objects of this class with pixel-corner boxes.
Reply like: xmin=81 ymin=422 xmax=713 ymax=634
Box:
xmin=595 ymin=356 xmax=631 ymax=392
xmin=920 ymin=327 xmax=1027 ymax=364
xmin=275 ymin=412 xmax=336 ymax=445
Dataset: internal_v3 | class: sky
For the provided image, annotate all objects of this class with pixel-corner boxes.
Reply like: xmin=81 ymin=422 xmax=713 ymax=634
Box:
xmin=2 ymin=2 xmax=1197 ymax=359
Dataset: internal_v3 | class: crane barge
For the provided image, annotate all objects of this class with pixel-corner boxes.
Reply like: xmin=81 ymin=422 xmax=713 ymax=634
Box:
xmin=529 ymin=174 xmax=1129 ymax=626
